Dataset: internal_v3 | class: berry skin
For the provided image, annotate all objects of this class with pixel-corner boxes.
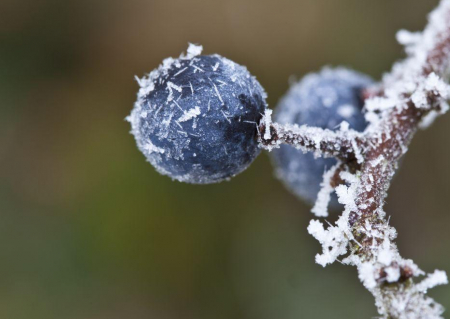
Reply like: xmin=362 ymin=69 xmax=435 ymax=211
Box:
xmin=271 ymin=68 xmax=373 ymax=206
xmin=128 ymin=44 xmax=267 ymax=184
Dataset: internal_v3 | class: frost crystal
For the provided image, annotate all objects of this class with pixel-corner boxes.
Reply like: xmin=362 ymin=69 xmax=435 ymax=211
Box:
xmin=262 ymin=1 xmax=450 ymax=318
xmin=311 ymin=163 xmax=340 ymax=217
xmin=263 ymin=109 xmax=273 ymax=140
xmin=359 ymin=263 xmax=377 ymax=289
xmin=417 ymin=270 xmax=448 ymax=293
xmin=178 ymin=106 xmax=201 ymax=122
xmin=307 ymin=219 xmax=349 ymax=267
xmin=185 ymin=43 xmax=203 ymax=59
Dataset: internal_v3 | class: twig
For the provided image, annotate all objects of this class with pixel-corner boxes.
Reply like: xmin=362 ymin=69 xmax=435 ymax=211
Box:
xmin=259 ymin=1 xmax=450 ymax=318
xmin=259 ymin=111 xmax=366 ymax=163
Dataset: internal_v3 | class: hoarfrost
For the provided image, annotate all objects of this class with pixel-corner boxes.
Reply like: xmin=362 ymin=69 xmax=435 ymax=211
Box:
xmin=396 ymin=30 xmax=422 ymax=47
xmin=185 ymin=43 xmax=203 ymax=59
xmin=419 ymin=110 xmax=441 ymax=129
xmin=143 ymin=141 xmax=165 ymax=154
xmin=167 ymin=81 xmax=182 ymax=102
xmin=417 ymin=270 xmax=448 ymax=293
xmin=419 ymin=101 xmax=450 ymax=129
xmin=303 ymin=2 xmax=450 ymax=317
xmin=263 ymin=109 xmax=273 ymax=140
xmin=359 ymin=263 xmax=377 ymax=289
xmin=178 ymin=106 xmax=201 ymax=122
xmin=311 ymin=163 xmax=340 ymax=217
xmin=307 ymin=218 xmax=349 ymax=267
xmin=377 ymin=241 xmax=394 ymax=266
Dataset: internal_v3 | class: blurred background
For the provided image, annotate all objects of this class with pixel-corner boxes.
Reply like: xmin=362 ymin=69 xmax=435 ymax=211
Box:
xmin=0 ymin=0 xmax=449 ymax=318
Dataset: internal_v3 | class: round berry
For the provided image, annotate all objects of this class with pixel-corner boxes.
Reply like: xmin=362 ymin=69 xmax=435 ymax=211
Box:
xmin=270 ymin=68 xmax=373 ymax=205
xmin=128 ymin=44 xmax=267 ymax=184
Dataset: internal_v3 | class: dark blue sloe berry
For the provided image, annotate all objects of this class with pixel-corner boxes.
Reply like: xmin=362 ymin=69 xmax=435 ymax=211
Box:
xmin=128 ymin=44 xmax=267 ymax=184
xmin=271 ymin=68 xmax=373 ymax=206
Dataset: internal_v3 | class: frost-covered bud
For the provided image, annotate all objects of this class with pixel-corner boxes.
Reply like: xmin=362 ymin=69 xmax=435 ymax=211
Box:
xmin=271 ymin=68 xmax=373 ymax=205
xmin=128 ymin=44 xmax=267 ymax=184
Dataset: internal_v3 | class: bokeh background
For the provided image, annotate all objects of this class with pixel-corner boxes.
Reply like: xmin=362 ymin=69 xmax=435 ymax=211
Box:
xmin=1 ymin=0 xmax=449 ymax=318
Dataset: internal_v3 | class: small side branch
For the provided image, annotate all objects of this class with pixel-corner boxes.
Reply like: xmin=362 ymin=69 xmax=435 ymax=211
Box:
xmin=258 ymin=110 xmax=366 ymax=163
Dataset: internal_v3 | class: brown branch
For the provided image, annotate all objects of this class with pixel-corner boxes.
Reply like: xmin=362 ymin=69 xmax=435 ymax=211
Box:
xmin=259 ymin=1 xmax=450 ymax=318
xmin=350 ymin=104 xmax=424 ymax=227
xmin=350 ymin=3 xmax=450 ymax=257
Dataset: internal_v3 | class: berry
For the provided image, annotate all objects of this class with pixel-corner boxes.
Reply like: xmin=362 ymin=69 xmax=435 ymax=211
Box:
xmin=128 ymin=44 xmax=267 ymax=184
xmin=270 ymin=68 xmax=373 ymax=205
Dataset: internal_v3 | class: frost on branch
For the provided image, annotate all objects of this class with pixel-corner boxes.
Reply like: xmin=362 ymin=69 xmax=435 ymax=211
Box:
xmin=253 ymin=1 xmax=450 ymax=317
xmin=309 ymin=164 xmax=448 ymax=318
xmin=411 ymin=72 xmax=450 ymax=109
xmin=258 ymin=109 xmax=365 ymax=161
xmin=311 ymin=163 xmax=341 ymax=217
xmin=363 ymin=0 xmax=450 ymax=131
xmin=301 ymin=1 xmax=450 ymax=318
xmin=307 ymin=218 xmax=348 ymax=267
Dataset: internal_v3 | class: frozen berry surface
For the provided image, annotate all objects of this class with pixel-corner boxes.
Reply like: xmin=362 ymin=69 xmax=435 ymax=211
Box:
xmin=128 ymin=44 xmax=267 ymax=184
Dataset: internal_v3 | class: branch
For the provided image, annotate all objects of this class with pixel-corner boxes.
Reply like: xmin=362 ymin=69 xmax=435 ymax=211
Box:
xmin=258 ymin=110 xmax=366 ymax=163
xmin=260 ymin=1 xmax=450 ymax=318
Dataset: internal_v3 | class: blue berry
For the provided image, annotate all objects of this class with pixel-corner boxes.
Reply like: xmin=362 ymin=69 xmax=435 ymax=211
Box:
xmin=128 ymin=44 xmax=267 ymax=184
xmin=271 ymin=68 xmax=373 ymax=205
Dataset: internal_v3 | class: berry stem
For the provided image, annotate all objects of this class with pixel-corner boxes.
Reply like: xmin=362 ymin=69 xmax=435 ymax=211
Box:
xmin=259 ymin=110 xmax=366 ymax=163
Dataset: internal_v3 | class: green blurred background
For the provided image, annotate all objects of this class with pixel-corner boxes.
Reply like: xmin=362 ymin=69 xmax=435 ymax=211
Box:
xmin=1 ymin=0 xmax=449 ymax=318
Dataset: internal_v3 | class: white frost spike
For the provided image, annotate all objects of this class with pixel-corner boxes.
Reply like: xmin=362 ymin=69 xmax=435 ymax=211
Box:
xmin=134 ymin=75 xmax=144 ymax=87
xmin=419 ymin=110 xmax=440 ymax=129
xmin=351 ymin=139 xmax=364 ymax=164
xmin=425 ymin=72 xmax=450 ymax=98
xmin=335 ymin=184 xmax=355 ymax=207
xmin=263 ymin=109 xmax=273 ymax=140
xmin=442 ymin=101 xmax=450 ymax=114
xmin=185 ymin=43 xmax=203 ymax=59
xmin=178 ymin=106 xmax=201 ymax=122
xmin=136 ymin=76 xmax=155 ymax=98
xmin=370 ymin=155 xmax=384 ymax=167
xmin=221 ymin=110 xmax=232 ymax=124
xmin=167 ymin=81 xmax=182 ymax=102
xmin=358 ymin=263 xmax=377 ymax=290
xmin=143 ymin=141 xmax=165 ymax=154
xmin=412 ymin=73 xmax=450 ymax=109
xmin=365 ymin=97 xmax=398 ymax=112
xmin=308 ymin=219 xmax=349 ymax=267
xmin=417 ymin=270 xmax=448 ymax=293
xmin=396 ymin=29 xmax=422 ymax=47
xmin=377 ymin=240 xmax=394 ymax=266
xmin=173 ymin=67 xmax=188 ymax=77
xmin=339 ymin=121 xmax=350 ymax=131
xmin=411 ymin=90 xmax=428 ymax=109
xmin=311 ymin=164 xmax=340 ymax=217
xmin=210 ymin=80 xmax=224 ymax=105
xmin=385 ymin=266 xmax=401 ymax=283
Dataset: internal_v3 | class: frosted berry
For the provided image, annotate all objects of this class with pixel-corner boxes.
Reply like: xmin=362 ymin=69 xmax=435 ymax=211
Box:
xmin=128 ymin=44 xmax=267 ymax=184
xmin=271 ymin=68 xmax=373 ymax=205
